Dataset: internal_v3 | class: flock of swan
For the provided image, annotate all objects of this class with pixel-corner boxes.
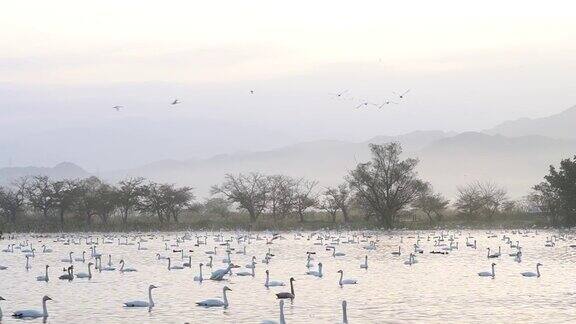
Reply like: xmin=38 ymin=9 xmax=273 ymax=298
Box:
xmin=0 ymin=228 xmax=568 ymax=323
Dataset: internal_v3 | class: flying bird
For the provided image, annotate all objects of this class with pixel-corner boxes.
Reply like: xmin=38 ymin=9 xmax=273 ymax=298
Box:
xmin=171 ymin=99 xmax=180 ymax=105
xmin=355 ymin=101 xmax=372 ymax=109
xmin=250 ymin=90 xmax=255 ymax=95
xmin=375 ymin=100 xmax=398 ymax=109
xmin=113 ymin=106 xmax=123 ymax=111
xmin=330 ymin=90 xmax=349 ymax=99
xmin=393 ymin=89 xmax=411 ymax=99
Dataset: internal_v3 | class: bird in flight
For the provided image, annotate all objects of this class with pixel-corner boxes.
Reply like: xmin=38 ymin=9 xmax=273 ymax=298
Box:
xmin=393 ymin=89 xmax=411 ymax=99
xmin=171 ymin=99 xmax=180 ymax=105
xmin=355 ymin=101 xmax=373 ymax=109
xmin=375 ymin=100 xmax=398 ymax=109
xmin=250 ymin=90 xmax=255 ymax=95
xmin=113 ymin=105 xmax=123 ymax=111
xmin=330 ymin=90 xmax=349 ymax=99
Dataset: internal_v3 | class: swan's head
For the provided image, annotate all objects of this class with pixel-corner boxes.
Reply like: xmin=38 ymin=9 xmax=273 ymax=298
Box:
xmin=43 ymin=296 xmax=53 ymax=302
xmin=223 ymin=286 xmax=232 ymax=291
xmin=0 ymin=296 xmax=5 ymax=301
xmin=342 ymin=300 xmax=347 ymax=308
xmin=337 ymin=269 xmax=343 ymax=273
xmin=491 ymin=263 xmax=496 ymax=266
xmin=537 ymin=263 xmax=543 ymax=266
xmin=88 ymin=262 xmax=94 ymax=267
xmin=149 ymin=285 xmax=159 ymax=289
xmin=46 ymin=265 xmax=49 ymax=268
xmin=265 ymin=270 xmax=269 ymax=274
xmin=199 ymin=263 xmax=204 ymax=267
xmin=120 ymin=259 xmax=125 ymax=264
xmin=290 ymin=277 xmax=295 ymax=282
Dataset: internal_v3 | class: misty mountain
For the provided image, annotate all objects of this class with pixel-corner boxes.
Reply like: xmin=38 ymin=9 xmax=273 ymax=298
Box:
xmin=486 ymin=105 xmax=576 ymax=139
xmin=0 ymin=162 xmax=89 ymax=185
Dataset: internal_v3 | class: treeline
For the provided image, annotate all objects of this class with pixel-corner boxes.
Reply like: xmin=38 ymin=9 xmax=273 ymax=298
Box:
xmin=0 ymin=142 xmax=572 ymax=231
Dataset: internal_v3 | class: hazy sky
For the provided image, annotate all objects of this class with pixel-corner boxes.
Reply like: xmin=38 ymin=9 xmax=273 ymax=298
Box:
xmin=1 ymin=0 xmax=576 ymax=170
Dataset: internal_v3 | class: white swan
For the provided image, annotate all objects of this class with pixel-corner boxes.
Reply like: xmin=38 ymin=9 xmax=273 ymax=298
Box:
xmin=391 ymin=246 xmax=401 ymax=256
xmin=360 ymin=255 xmax=368 ymax=269
xmin=24 ymin=255 xmax=31 ymax=270
xmin=124 ymin=285 xmax=158 ymax=307
xmin=306 ymin=262 xmax=323 ymax=277
xmin=59 ymin=266 xmax=74 ymax=280
xmin=12 ymin=295 xmax=52 ymax=318
xmin=205 ymin=247 xmax=217 ymax=255
xmin=265 ymin=270 xmax=285 ymax=287
xmin=167 ymin=257 xmax=184 ymax=270
xmin=236 ymin=261 xmax=256 ymax=276
xmin=210 ymin=263 xmax=236 ymax=280
xmin=194 ymin=263 xmax=204 ymax=282
xmin=478 ymin=263 xmax=496 ymax=278
xmin=36 ymin=265 xmax=49 ymax=282
xmin=338 ymin=270 xmax=358 ymax=286
xmin=74 ymin=251 xmax=86 ymax=262
xmin=331 ymin=247 xmax=346 ymax=257
xmin=119 ymin=259 xmax=137 ymax=272
xmin=521 ymin=263 xmax=542 ymax=277
xmin=42 ymin=245 xmax=52 ymax=253
xmin=156 ymin=253 xmax=168 ymax=260
xmin=75 ymin=262 xmax=93 ymax=279
xmin=246 ymin=256 xmax=257 ymax=268
xmin=137 ymin=242 xmax=148 ymax=250
xmin=261 ymin=300 xmax=286 ymax=324
xmin=196 ymin=286 xmax=232 ymax=307
xmin=61 ymin=252 xmax=73 ymax=263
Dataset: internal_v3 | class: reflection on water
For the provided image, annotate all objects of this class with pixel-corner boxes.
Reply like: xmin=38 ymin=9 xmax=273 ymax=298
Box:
xmin=0 ymin=230 xmax=575 ymax=323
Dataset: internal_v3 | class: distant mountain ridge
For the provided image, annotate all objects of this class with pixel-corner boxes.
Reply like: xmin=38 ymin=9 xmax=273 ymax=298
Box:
xmin=487 ymin=105 xmax=576 ymax=139
xmin=3 ymin=106 xmax=576 ymax=199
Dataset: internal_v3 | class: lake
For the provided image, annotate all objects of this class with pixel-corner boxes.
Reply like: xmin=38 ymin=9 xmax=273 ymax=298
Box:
xmin=0 ymin=229 xmax=574 ymax=323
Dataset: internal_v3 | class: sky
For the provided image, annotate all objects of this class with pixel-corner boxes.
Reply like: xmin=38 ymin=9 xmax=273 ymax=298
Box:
xmin=1 ymin=0 xmax=576 ymax=170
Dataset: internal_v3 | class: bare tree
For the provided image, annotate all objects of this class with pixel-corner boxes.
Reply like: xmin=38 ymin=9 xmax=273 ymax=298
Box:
xmin=347 ymin=143 xmax=428 ymax=228
xmin=204 ymin=197 xmax=233 ymax=219
xmin=478 ymin=181 xmax=508 ymax=221
xmin=454 ymin=183 xmax=484 ymax=219
xmin=323 ymin=183 xmax=352 ymax=223
xmin=117 ymin=177 xmax=145 ymax=226
xmin=0 ymin=178 xmax=28 ymax=223
xmin=51 ymin=179 xmax=80 ymax=228
xmin=266 ymin=175 xmax=296 ymax=221
xmin=413 ymin=185 xmax=449 ymax=223
xmin=25 ymin=176 xmax=56 ymax=220
xmin=293 ymin=179 xmax=318 ymax=223
xmin=211 ymin=173 xmax=268 ymax=223
xmin=162 ymin=184 xmax=194 ymax=223
xmin=139 ymin=182 xmax=167 ymax=223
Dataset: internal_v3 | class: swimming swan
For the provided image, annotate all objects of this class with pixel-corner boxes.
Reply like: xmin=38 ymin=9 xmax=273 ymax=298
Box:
xmin=338 ymin=270 xmax=358 ymax=286
xmin=521 ymin=263 xmax=542 ymax=277
xmin=265 ymin=270 xmax=285 ymax=287
xmin=196 ymin=286 xmax=232 ymax=307
xmin=12 ymin=295 xmax=52 ymax=318
xmin=124 ymin=285 xmax=158 ymax=308
xmin=276 ymin=278 xmax=295 ymax=299
xmin=478 ymin=263 xmax=496 ymax=278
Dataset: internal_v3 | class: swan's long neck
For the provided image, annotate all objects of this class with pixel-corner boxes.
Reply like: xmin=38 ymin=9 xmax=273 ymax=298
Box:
xmin=42 ymin=299 xmax=48 ymax=317
xmin=491 ymin=264 xmax=495 ymax=277
xmin=149 ymin=288 xmax=155 ymax=306
xmin=290 ymin=280 xmax=294 ymax=295
xmin=88 ymin=264 xmax=92 ymax=278
xmin=487 ymin=248 xmax=490 ymax=257
xmin=251 ymin=264 xmax=255 ymax=276
xmin=222 ymin=289 xmax=229 ymax=306
xmin=364 ymin=256 xmax=368 ymax=267
xmin=108 ymin=255 xmax=112 ymax=266
xmin=279 ymin=302 xmax=285 ymax=324
xmin=120 ymin=261 xmax=125 ymax=271
xmin=319 ymin=264 xmax=323 ymax=276
xmin=265 ymin=272 xmax=270 ymax=285
xmin=199 ymin=264 xmax=203 ymax=278
xmin=45 ymin=266 xmax=49 ymax=279
xmin=536 ymin=265 xmax=541 ymax=277
xmin=168 ymin=258 xmax=171 ymax=270
xmin=342 ymin=302 xmax=348 ymax=323
xmin=339 ymin=272 xmax=343 ymax=285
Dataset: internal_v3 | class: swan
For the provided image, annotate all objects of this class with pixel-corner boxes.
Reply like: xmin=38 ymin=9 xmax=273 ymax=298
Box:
xmin=487 ymin=248 xmax=499 ymax=258
xmin=24 ymin=255 xmax=31 ymax=270
xmin=391 ymin=246 xmax=401 ymax=256
xmin=183 ymin=256 xmax=192 ymax=268
xmin=478 ymin=263 xmax=496 ymax=278
xmin=521 ymin=263 xmax=542 ymax=277
xmin=205 ymin=247 xmax=217 ymax=255
xmin=261 ymin=300 xmax=286 ymax=324
xmin=36 ymin=265 xmax=49 ymax=282
xmin=12 ymin=295 xmax=52 ymax=318
xmin=42 ymin=245 xmax=52 ymax=253
xmin=246 ymin=256 xmax=257 ymax=268
xmin=276 ymin=278 xmax=295 ymax=299
xmin=137 ymin=242 xmax=148 ymax=250
xmin=156 ymin=253 xmax=168 ymax=260
xmin=342 ymin=300 xmax=349 ymax=323
xmin=0 ymin=296 xmax=4 ymax=318
xmin=196 ymin=286 xmax=232 ymax=307
xmin=167 ymin=257 xmax=184 ymax=270
xmin=75 ymin=262 xmax=94 ymax=279
xmin=338 ymin=270 xmax=358 ymax=286
xmin=194 ymin=263 xmax=204 ymax=282
xmin=61 ymin=252 xmax=73 ymax=263
xmin=207 ymin=255 xmax=213 ymax=268
xmin=124 ymin=285 xmax=158 ymax=307
xmin=59 ymin=266 xmax=74 ymax=280
xmin=25 ymin=248 xmax=35 ymax=258
xmin=360 ymin=255 xmax=368 ymax=269
xmin=74 ymin=251 xmax=86 ymax=262
xmin=119 ymin=259 xmax=137 ymax=272
xmin=404 ymin=253 xmax=417 ymax=265
xmin=331 ymin=247 xmax=346 ymax=257
xmin=306 ymin=262 xmax=323 ymax=277
xmin=210 ymin=263 xmax=237 ymax=280
xmin=236 ymin=261 xmax=256 ymax=276
xmin=265 ymin=270 xmax=285 ymax=287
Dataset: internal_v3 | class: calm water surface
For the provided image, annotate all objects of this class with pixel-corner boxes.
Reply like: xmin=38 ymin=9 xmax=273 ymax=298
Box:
xmin=0 ymin=229 xmax=575 ymax=323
